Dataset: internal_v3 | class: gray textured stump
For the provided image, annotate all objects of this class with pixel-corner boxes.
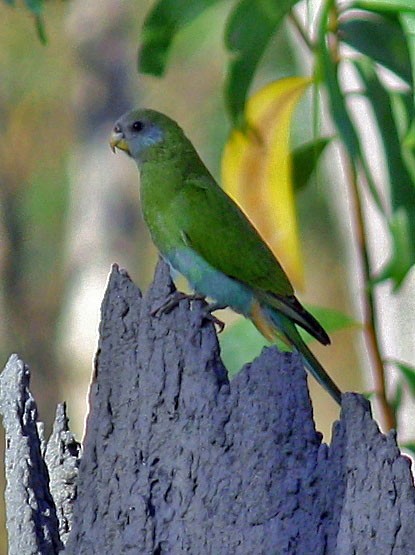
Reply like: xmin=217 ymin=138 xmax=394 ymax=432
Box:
xmin=1 ymin=260 xmax=415 ymax=554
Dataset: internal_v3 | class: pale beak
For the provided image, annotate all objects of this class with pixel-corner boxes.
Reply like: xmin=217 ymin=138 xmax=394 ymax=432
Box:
xmin=110 ymin=131 xmax=130 ymax=154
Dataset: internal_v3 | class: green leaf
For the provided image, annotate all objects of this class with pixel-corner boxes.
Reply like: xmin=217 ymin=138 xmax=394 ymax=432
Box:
xmin=24 ymin=0 xmax=43 ymax=14
xmin=403 ymin=120 xmax=415 ymax=182
xmin=374 ymin=210 xmax=414 ymax=287
xmin=317 ymin=0 xmax=385 ymax=212
xmin=395 ymin=361 xmax=415 ymax=396
xmin=224 ymin=0 xmax=300 ymax=124
xmin=354 ymin=0 xmax=415 ymax=11
xmin=355 ymin=59 xmax=415 ymax=287
xmin=400 ymin=442 xmax=415 ymax=455
xmin=400 ymin=10 xmax=415 ymax=106
xmin=219 ymin=318 xmax=271 ymax=378
xmin=390 ymin=92 xmax=415 ymax=184
xmin=292 ymin=137 xmax=332 ymax=191
xmin=340 ymin=12 xmax=412 ymax=85
xmin=34 ymin=15 xmax=47 ymax=45
xmin=303 ymin=305 xmax=359 ymax=336
xmin=390 ymin=382 xmax=403 ymax=416
xmin=355 ymin=59 xmax=415 ymax=277
xmin=138 ymin=0 xmax=221 ymax=75
xmin=360 ymin=390 xmax=376 ymax=400
xmin=5 ymin=0 xmax=47 ymax=43
xmin=390 ymin=91 xmax=413 ymax=139
xmin=220 ymin=306 xmax=358 ymax=377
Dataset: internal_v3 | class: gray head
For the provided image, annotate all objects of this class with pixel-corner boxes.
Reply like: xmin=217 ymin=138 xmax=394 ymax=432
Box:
xmin=110 ymin=108 xmax=189 ymax=164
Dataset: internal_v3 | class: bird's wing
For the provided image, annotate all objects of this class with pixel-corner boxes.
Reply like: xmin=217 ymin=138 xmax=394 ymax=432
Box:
xmin=176 ymin=177 xmax=330 ymax=344
xmin=177 ymin=175 xmax=294 ymax=298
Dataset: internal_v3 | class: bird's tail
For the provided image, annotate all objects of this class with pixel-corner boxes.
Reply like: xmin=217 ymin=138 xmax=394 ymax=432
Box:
xmin=250 ymin=301 xmax=342 ymax=406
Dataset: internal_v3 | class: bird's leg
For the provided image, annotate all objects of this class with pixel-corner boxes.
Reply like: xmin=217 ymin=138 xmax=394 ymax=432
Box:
xmin=202 ymin=312 xmax=226 ymax=333
xmin=198 ymin=301 xmax=227 ymax=333
xmin=152 ymin=293 xmax=227 ymax=333
xmin=151 ymin=291 xmax=206 ymax=317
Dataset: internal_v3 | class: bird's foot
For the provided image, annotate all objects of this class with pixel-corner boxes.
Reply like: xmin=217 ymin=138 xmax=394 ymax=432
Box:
xmin=151 ymin=294 xmax=226 ymax=333
xmin=202 ymin=302 xmax=227 ymax=333
xmin=202 ymin=311 xmax=225 ymax=333
xmin=186 ymin=301 xmax=227 ymax=333
xmin=151 ymin=292 xmax=205 ymax=317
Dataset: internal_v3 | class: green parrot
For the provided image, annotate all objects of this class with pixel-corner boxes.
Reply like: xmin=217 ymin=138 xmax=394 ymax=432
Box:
xmin=110 ymin=109 xmax=342 ymax=405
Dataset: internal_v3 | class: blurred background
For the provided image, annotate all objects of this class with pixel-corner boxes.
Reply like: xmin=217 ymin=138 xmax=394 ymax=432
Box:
xmin=1 ymin=0 xmax=414 ymax=551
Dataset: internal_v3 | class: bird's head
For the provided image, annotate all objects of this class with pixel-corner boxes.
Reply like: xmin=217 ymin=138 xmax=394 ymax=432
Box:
xmin=110 ymin=109 xmax=186 ymax=165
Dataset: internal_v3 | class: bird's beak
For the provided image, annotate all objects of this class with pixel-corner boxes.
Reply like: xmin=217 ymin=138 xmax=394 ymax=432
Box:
xmin=110 ymin=131 xmax=130 ymax=154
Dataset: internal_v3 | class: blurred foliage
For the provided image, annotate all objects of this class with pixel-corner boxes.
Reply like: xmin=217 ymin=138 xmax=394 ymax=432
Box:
xmin=1 ymin=4 xmax=74 ymax=550
xmin=291 ymin=137 xmax=332 ymax=192
xmin=1 ymin=1 xmax=73 ymax=392
xmin=223 ymin=0 xmax=298 ymax=123
xmin=139 ymin=0 xmax=223 ymax=75
xmin=221 ymin=305 xmax=359 ymax=377
xmin=2 ymin=0 xmax=48 ymax=43
xmin=140 ymin=0 xmax=302 ymax=124
xmin=222 ymin=77 xmax=311 ymax=289
xmin=1 ymin=19 xmax=69 ymax=465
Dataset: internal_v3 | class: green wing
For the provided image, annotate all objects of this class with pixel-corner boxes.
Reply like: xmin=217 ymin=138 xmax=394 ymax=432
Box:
xmin=174 ymin=175 xmax=330 ymax=344
xmin=177 ymin=175 xmax=294 ymax=298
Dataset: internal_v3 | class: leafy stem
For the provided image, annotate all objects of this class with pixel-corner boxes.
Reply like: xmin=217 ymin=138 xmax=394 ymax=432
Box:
xmin=345 ymin=158 xmax=395 ymax=431
xmin=314 ymin=0 xmax=396 ymax=429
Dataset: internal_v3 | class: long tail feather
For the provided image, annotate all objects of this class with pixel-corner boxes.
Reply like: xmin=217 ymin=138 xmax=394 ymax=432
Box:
xmin=290 ymin=331 xmax=342 ymax=405
xmin=251 ymin=302 xmax=342 ymax=405
xmin=260 ymin=292 xmax=330 ymax=345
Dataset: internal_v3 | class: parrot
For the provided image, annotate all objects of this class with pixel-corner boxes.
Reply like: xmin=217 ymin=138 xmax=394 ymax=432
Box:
xmin=110 ymin=108 xmax=342 ymax=406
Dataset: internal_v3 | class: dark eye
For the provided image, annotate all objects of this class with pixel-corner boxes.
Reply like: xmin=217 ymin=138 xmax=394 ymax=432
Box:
xmin=131 ymin=121 xmax=144 ymax=132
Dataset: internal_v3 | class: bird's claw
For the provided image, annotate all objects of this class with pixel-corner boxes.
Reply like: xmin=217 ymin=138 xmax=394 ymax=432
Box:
xmin=203 ymin=311 xmax=225 ymax=333
xmin=203 ymin=302 xmax=227 ymax=333
xmin=151 ymin=292 xmax=205 ymax=317
xmin=151 ymin=293 xmax=226 ymax=333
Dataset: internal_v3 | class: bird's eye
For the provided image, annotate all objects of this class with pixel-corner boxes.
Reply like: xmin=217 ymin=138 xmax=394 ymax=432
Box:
xmin=132 ymin=121 xmax=144 ymax=132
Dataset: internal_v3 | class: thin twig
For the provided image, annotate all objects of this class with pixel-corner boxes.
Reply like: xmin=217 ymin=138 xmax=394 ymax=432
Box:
xmin=345 ymin=159 xmax=395 ymax=431
xmin=293 ymin=1 xmax=394 ymax=428
xmin=323 ymin=2 xmax=394 ymax=430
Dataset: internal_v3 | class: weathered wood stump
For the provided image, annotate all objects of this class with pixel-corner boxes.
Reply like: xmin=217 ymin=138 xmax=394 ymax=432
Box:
xmin=1 ymin=261 xmax=414 ymax=554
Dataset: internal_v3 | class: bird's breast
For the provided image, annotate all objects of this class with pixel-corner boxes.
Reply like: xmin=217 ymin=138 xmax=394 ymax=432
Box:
xmin=166 ymin=247 xmax=253 ymax=315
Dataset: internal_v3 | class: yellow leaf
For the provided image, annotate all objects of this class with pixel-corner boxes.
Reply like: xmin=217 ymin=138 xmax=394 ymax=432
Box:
xmin=222 ymin=76 xmax=311 ymax=290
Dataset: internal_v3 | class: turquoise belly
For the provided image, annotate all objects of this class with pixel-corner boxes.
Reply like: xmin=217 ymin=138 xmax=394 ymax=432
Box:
xmin=166 ymin=247 xmax=253 ymax=315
